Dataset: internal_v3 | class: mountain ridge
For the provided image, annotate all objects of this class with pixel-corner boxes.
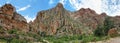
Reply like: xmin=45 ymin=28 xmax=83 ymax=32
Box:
xmin=0 ymin=3 xmax=120 ymax=42
xmin=0 ymin=3 xmax=119 ymax=35
xmin=31 ymin=3 xmax=120 ymax=36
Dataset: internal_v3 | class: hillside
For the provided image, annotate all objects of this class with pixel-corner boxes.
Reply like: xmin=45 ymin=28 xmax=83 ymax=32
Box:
xmin=31 ymin=3 xmax=120 ymax=36
xmin=0 ymin=3 xmax=120 ymax=43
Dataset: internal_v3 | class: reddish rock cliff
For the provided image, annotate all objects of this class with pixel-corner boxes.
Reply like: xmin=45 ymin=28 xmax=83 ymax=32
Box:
xmin=0 ymin=4 xmax=29 ymax=32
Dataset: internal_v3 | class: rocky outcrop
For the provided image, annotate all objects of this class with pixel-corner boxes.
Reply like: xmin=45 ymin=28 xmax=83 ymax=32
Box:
xmin=0 ymin=4 xmax=15 ymax=19
xmin=0 ymin=4 xmax=29 ymax=32
xmin=0 ymin=3 xmax=120 ymax=37
xmin=31 ymin=3 xmax=84 ymax=36
xmin=31 ymin=3 xmax=98 ymax=36
xmin=13 ymin=12 xmax=26 ymax=22
xmin=31 ymin=3 xmax=120 ymax=36
xmin=108 ymin=28 xmax=118 ymax=37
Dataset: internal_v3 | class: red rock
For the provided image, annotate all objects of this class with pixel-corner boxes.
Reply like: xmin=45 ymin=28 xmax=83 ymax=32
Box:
xmin=0 ymin=4 xmax=28 ymax=32
xmin=0 ymin=3 xmax=120 ymax=37
xmin=108 ymin=28 xmax=118 ymax=37
xmin=0 ymin=4 xmax=15 ymax=16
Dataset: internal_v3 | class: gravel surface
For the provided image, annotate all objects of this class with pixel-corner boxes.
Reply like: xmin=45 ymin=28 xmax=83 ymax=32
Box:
xmin=89 ymin=37 xmax=120 ymax=43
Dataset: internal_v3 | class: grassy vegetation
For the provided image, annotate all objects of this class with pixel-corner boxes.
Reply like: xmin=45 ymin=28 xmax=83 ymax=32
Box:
xmin=0 ymin=27 xmax=42 ymax=43
xmin=94 ymin=17 xmax=114 ymax=37
xmin=0 ymin=27 xmax=116 ymax=43
xmin=8 ymin=29 xmax=17 ymax=34
xmin=0 ymin=17 xmax=118 ymax=43
xmin=42 ymin=35 xmax=82 ymax=43
xmin=40 ymin=34 xmax=110 ymax=43
xmin=41 ymin=17 xmax=115 ymax=43
xmin=81 ymin=35 xmax=109 ymax=43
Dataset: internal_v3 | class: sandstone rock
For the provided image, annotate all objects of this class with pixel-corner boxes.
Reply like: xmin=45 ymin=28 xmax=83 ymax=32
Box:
xmin=0 ymin=3 xmax=120 ymax=37
xmin=101 ymin=12 xmax=107 ymax=16
xmin=108 ymin=28 xmax=118 ymax=37
xmin=0 ymin=4 xmax=15 ymax=19
xmin=31 ymin=3 xmax=120 ymax=36
xmin=13 ymin=12 xmax=27 ymax=22
xmin=0 ymin=4 xmax=28 ymax=32
xmin=31 ymin=3 xmax=91 ymax=36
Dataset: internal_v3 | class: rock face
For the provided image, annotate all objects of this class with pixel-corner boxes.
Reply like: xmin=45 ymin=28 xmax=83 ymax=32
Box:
xmin=32 ymin=4 xmax=104 ymax=36
xmin=13 ymin=12 xmax=26 ymax=22
xmin=31 ymin=3 xmax=84 ymax=36
xmin=0 ymin=3 xmax=120 ymax=37
xmin=31 ymin=3 xmax=120 ymax=36
xmin=0 ymin=4 xmax=28 ymax=32
xmin=0 ymin=4 xmax=15 ymax=19
xmin=108 ymin=28 xmax=118 ymax=37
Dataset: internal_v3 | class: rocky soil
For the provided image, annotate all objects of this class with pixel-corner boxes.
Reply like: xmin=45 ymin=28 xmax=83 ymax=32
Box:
xmin=90 ymin=37 xmax=120 ymax=43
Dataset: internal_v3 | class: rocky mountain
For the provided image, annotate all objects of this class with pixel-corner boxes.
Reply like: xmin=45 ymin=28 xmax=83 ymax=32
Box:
xmin=31 ymin=3 xmax=120 ymax=36
xmin=0 ymin=3 xmax=120 ymax=36
xmin=0 ymin=3 xmax=120 ymax=42
xmin=0 ymin=4 xmax=29 ymax=33
xmin=31 ymin=3 xmax=84 ymax=36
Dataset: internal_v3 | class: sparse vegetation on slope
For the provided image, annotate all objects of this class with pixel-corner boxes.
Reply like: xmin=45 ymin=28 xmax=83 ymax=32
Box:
xmin=0 ymin=3 xmax=120 ymax=43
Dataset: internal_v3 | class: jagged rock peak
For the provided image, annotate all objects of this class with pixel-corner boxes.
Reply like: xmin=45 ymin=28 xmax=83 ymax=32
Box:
xmin=56 ymin=3 xmax=63 ymax=7
xmin=55 ymin=3 xmax=64 ymax=9
xmin=78 ymin=8 xmax=96 ymax=14
xmin=1 ymin=4 xmax=15 ymax=11
xmin=100 ymin=12 xmax=107 ymax=16
xmin=0 ymin=4 xmax=27 ymax=22
xmin=0 ymin=4 xmax=15 ymax=15
xmin=3 ymin=4 xmax=14 ymax=7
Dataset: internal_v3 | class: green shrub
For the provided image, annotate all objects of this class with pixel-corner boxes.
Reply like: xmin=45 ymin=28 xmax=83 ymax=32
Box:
xmin=43 ymin=35 xmax=82 ymax=43
xmin=94 ymin=25 xmax=105 ymax=36
xmin=53 ymin=40 xmax=63 ymax=43
xmin=0 ymin=39 xmax=7 ymax=43
xmin=8 ymin=29 xmax=17 ymax=34
xmin=81 ymin=35 xmax=95 ymax=43
xmin=40 ymin=31 xmax=47 ymax=37
xmin=10 ymin=38 xmax=27 ymax=43
xmin=94 ymin=17 xmax=114 ymax=37
xmin=0 ymin=26 xmax=4 ymax=33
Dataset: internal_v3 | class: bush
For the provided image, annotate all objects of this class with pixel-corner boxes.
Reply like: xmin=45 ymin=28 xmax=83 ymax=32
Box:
xmin=94 ymin=17 xmax=114 ymax=37
xmin=8 ymin=29 xmax=17 ymax=34
xmin=81 ymin=35 xmax=95 ymax=43
xmin=40 ymin=31 xmax=47 ymax=37
xmin=0 ymin=39 xmax=7 ymax=43
xmin=0 ymin=26 xmax=4 ymax=33
xmin=94 ymin=25 xmax=105 ymax=36
xmin=43 ymin=35 xmax=82 ymax=43
xmin=10 ymin=38 xmax=27 ymax=43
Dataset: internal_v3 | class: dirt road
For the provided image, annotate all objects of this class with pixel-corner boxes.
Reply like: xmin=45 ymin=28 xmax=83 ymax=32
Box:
xmin=90 ymin=37 xmax=120 ymax=43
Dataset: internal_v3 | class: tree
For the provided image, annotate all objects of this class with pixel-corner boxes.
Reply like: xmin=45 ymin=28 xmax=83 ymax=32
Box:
xmin=104 ymin=17 xmax=114 ymax=35
xmin=94 ymin=17 xmax=114 ymax=36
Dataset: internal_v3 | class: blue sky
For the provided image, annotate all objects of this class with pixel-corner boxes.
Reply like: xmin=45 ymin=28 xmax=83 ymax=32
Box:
xmin=0 ymin=0 xmax=120 ymax=22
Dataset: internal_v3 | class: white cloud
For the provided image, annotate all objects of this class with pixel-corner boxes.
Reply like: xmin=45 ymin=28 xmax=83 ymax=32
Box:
xmin=69 ymin=0 xmax=102 ymax=14
xmin=6 ymin=1 xmax=10 ymax=3
xmin=59 ymin=0 xmax=67 ymax=5
xmin=6 ymin=0 xmax=11 ymax=3
xmin=69 ymin=0 xmax=120 ymax=16
xmin=49 ymin=0 xmax=54 ymax=4
xmin=102 ymin=0 xmax=120 ymax=16
xmin=17 ymin=5 xmax=31 ymax=12
xmin=24 ymin=15 xmax=35 ymax=23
